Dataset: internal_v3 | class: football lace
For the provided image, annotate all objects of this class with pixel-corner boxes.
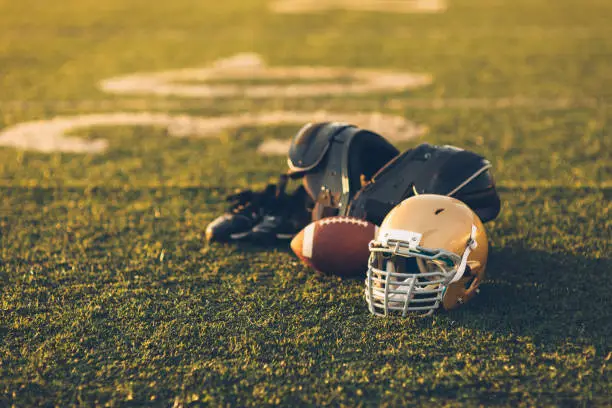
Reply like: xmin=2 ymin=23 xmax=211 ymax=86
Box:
xmin=319 ymin=217 xmax=370 ymax=228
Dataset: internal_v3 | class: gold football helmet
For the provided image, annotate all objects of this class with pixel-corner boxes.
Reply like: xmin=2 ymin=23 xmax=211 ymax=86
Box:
xmin=365 ymin=194 xmax=488 ymax=317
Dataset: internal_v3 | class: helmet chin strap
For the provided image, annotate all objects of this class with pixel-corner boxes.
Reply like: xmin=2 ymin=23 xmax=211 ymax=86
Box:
xmin=448 ymin=225 xmax=478 ymax=284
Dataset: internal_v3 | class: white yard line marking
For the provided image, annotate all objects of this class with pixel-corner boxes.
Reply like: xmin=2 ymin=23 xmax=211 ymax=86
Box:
xmin=1 ymin=97 xmax=604 ymax=111
xmin=386 ymin=97 xmax=604 ymax=109
xmin=99 ymin=53 xmax=432 ymax=99
xmin=0 ymin=111 xmax=426 ymax=154
xmin=270 ymin=0 xmax=447 ymax=14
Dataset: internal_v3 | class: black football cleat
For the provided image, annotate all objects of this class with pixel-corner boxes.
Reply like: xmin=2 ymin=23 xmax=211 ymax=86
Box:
xmin=205 ymin=212 xmax=257 ymax=242
xmin=249 ymin=215 xmax=299 ymax=242
xmin=205 ymin=184 xmax=277 ymax=243
xmin=248 ymin=185 xmax=312 ymax=244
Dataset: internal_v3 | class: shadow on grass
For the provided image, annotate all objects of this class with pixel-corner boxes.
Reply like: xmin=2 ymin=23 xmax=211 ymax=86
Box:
xmin=448 ymin=247 xmax=611 ymax=347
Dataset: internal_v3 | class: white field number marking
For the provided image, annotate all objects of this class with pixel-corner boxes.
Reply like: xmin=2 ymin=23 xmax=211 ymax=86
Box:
xmin=0 ymin=53 xmax=432 ymax=154
xmin=0 ymin=111 xmax=426 ymax=154
xmin=271 ymin=0 xmax=447 ymax=13
xmin=100 ymin=53 xmax=432 ymax=99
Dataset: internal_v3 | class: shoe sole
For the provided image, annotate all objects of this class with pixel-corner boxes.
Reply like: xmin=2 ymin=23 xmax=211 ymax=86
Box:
xmin=230 ymin=232 xmax=295 ymax=240
xmin=229 ymin=231 xmax=251 ymax=240
xmin=249 ymin=231 xmax=296 ymax=241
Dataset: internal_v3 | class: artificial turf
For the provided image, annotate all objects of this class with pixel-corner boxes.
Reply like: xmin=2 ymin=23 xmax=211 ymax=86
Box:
xmin=0 ymin=0 xmax=610 ymax=405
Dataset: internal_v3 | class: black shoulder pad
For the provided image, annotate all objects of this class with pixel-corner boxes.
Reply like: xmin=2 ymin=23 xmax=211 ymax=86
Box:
xmin=416 ymin=145 xmax=489 ymax=195
xmin=287 ymin=122 xmax=353 ymax=176
xmin=348 ymin=144 xmax=501 ymax=224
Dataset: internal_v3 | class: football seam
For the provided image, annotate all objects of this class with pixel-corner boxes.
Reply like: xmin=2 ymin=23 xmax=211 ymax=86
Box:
xmin=319 ymin=217 xmax=370 ymax=228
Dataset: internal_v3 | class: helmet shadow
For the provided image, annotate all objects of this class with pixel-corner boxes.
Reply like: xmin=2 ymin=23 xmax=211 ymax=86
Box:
xmin=445 ymin=246 xmax=611 ymax=348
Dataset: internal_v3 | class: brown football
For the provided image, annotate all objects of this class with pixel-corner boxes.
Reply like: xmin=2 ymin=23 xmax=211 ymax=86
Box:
xmin=291 ymin=216 xmax=378 ymax=277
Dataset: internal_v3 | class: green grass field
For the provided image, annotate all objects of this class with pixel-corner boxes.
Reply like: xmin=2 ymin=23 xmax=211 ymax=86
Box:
xmin=1 ymin=0 xmax=610 ymax=405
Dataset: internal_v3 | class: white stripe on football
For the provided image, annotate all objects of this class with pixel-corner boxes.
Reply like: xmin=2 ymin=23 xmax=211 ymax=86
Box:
xmin=291 ymin=216 xmax=377 ymax=277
